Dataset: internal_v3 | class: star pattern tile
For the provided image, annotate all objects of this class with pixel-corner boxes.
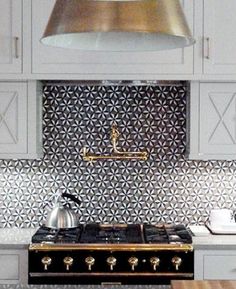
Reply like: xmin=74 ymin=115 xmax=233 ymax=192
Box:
xmin=0 ymin=83 xmax=235 ymax=228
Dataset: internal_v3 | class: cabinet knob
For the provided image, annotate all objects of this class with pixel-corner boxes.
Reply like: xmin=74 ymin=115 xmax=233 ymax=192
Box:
xmin=41 ymin=256 xmax=52 ymax=271
xmin=150 ymin=257 xmax=160 ymax=271
xmin=128 ymin=256 xmax=138 ymax=271
xmin=85 ymin=256 xmax=95 ymax=271
xmin=63 ymin=256 xmax=73 ymax=271
xmin=106 ymin=256 xmax=117 ymax=271
xmin=171 ymin=256 xmax=182 ymax=271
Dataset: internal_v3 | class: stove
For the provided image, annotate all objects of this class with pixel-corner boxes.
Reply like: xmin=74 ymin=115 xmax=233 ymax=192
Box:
xmin=28 ymin=224 xmax=194 ymax=285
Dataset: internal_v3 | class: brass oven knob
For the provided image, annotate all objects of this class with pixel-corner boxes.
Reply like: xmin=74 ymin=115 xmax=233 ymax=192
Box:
xmin=150 ymin=257 xmax=160 ymax=271
xmin=106 ymin=256 xmax=117 ymax=271
xmin=63 ymin=256 xmax=73 ymax=271
xmin=85 ymin=256 xmax=95 ymax=271
xmin=171 ymin=256 xmax=182 ymax=271
xmin=128 ymin=256 xmax=138 ymax=271
xmin=41 ymin=256 xmax=52 ymax=271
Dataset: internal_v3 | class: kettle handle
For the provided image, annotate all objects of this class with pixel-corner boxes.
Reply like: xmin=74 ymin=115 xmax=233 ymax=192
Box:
xmin=61 ymin=193 xmax=81 ymax=207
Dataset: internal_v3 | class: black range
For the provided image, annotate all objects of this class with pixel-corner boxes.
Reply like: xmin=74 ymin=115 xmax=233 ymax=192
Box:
xmin=29 ymin=223 xmax=194 ymax=285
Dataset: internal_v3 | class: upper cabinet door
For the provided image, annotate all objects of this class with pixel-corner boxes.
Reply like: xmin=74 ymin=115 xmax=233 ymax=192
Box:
xmin=203 ymin=0 xmax=236 ymax=74
xmin=0 ymin=0 xmax=22 ymax=73
xmin=0 ymin=82 xmax=27 ymax=154
xmin=31 ymin=0 xmax=194 ymax=77
xmin=189 ymin=82 xmax=236 ymax=160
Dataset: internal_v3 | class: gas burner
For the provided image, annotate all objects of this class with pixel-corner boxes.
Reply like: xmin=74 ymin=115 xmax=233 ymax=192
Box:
xmin=32 ymin=225 xmax=83 ymax=243
xmin=144 ymin=224 xmax=192 ymax=244
xmin=79 ymin=224 xmax=143 ymax=244
xmin=97 ymin=229 xmax=126 ymax=243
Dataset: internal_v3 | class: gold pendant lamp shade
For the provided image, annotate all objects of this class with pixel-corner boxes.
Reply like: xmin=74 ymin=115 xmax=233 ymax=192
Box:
xmin=41 ymin=0 xmax=195 ymax=51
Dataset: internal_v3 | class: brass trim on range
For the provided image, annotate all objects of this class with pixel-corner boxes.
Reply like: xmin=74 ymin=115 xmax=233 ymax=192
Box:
xmin=29 ymin=243 xmax=193 ymax=252
xmin=30 ymin=272 xmax=194 ymax=278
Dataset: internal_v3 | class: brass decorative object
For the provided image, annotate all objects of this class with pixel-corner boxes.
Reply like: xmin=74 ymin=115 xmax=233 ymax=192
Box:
xmin=41 ymin=0 xmax=195 ymax=51
xmin=82 ymin=125 xmax=148 ymax=161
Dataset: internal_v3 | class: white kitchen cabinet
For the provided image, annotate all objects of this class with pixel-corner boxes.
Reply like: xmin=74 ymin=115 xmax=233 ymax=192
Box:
xmin=203 ymin=0 xmax=236 ymax=75
xmin=0 ymin=0 xmax=22 ymax=74
xmin=195 ymin=249 xmax=236 ymax=280
xmin=31 ymin=0 xmax=194 ymax=78
xmin=0 ymin=249 xmax=27 ymax=284
xmin=0 ymin=81 xmax=42 ymax=159
xmin=188 ymin=82 xmax=236 ymax=160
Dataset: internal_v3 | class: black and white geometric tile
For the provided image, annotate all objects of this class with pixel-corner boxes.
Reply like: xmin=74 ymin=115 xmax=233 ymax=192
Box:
xmin=0 ymin=82 xmax=236 ymax=228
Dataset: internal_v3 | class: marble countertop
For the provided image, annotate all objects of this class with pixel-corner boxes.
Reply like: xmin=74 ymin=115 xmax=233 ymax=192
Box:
xmin=0 ymin=228 xmax=37 ymax=249
xmin=193 ymin=234 xmax=236 ymax=249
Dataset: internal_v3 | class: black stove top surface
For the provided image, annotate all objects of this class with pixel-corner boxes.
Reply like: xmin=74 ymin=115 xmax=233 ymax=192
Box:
xmin=80 ymin=224 xmax=143 ymax=244
xmin=31 ymin=224 xmax=192 ymax=244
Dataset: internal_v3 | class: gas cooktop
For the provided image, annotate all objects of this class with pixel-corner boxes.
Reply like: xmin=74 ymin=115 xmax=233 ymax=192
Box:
xmin=31 ymin=223 xmax=192 ymax=244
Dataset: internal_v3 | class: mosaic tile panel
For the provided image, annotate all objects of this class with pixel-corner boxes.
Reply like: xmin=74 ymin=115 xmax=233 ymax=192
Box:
xmin=0 ymin=82 xmax=236 ymax=228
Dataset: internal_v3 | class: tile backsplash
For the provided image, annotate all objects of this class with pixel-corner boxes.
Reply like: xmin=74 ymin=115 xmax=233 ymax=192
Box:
xmin=0 ymin=82 xmax=236 ymax=228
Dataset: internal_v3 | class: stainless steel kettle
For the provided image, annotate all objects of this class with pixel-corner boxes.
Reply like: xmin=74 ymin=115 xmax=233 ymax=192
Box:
xmin=45 ymin=193 xmax=81 ymax=229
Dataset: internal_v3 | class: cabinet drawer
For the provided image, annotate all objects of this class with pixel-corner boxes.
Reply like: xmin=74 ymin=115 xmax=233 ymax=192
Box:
xmin=204 ymin=255 xmax=236 ymax=280
xmin=0 ymin=254 xmax=19 ymax=281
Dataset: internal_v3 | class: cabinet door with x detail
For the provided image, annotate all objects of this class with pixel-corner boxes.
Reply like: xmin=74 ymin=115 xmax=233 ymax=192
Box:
xmin=0 ymin=82 xmax=27 ymax=155
xmin=199 ymin=83 xmax=236 ymax=157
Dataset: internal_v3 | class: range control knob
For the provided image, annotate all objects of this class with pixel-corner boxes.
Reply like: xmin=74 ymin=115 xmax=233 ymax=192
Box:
xmin=150 ymin=257 xmax=160 ymax=271
xmin=171 ymin=256 xmax=182 ymax=271
xmin=128 ymin=257 xmax=138 ymax=271
xmin=41 ymin=256 xmax=52 ymax=271
xmin=106 ymin=256 xmax=117 ymax=271
xmin=63 ymin=256 xmax=73 ymax=271
xmin=85 ymin=256 xmax=95 ymax=271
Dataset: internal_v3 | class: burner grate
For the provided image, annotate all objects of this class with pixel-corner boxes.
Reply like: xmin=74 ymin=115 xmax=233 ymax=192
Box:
xmin=31 ymin=225 xmax=82 ymax=243
xmin=144 ymin=224 xmax=192 ymax=244
xmin=31 ymin=223 xmax=192 ymax=245
xmin=80 ymin=224 xmax=143 ymax=244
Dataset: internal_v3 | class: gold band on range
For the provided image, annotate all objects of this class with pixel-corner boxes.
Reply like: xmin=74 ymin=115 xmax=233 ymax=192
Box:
xmin=29 ymin=243 xmax=193 ymax=252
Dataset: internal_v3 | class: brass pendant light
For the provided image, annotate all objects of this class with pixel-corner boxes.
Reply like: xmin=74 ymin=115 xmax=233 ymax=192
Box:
xmin=41 ymin=0 xmax=195 ymax=51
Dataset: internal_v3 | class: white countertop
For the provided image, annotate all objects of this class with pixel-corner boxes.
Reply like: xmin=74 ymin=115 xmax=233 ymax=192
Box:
xmin=193 ymin=234 xmax=236 ymax=250
xmin=0 ymin=228 xmax=37 ymax=249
